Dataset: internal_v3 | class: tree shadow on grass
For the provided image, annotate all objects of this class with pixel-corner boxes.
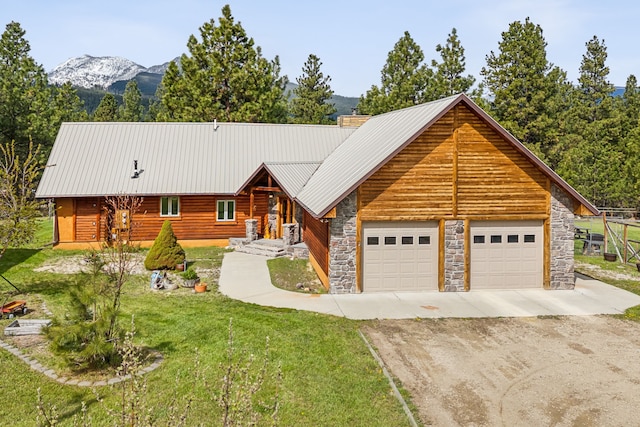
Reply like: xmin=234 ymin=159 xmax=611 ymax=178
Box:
xmin=0 ymin=248 xmax=41 ymax=275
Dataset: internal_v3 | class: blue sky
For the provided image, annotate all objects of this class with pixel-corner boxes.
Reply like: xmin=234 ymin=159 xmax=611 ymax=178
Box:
xmin=3 ymin=0 xmax=639 ymax=97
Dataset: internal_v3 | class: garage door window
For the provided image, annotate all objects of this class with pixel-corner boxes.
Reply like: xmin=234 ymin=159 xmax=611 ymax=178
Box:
xmin=491 ymin=235 xmax=502 ymax=243
xmin=385 ymin=236 xmax=396 ymax=245
xmin=473 ymin=235 xmax=485 ymax=244
xmin=367 ymin=236 xmax=379 ymax=245
xmin=418 ymin=236 xmax=430 ymax=244
xmin=402 ymin=236 xmax=413 ymax=244
xmin=524 ymin=234 xmax=536 ymax=243
xmin=508 ymin=234 xmax=519 ymax=243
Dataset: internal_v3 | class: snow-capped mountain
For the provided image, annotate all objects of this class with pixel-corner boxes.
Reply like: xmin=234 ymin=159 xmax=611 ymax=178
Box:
xmin=48 ymin=55 xmax=160 ymax=89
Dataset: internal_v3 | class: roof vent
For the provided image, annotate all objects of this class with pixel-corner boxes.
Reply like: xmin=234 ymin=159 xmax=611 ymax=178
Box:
xmin=131 ymin=160 xmax=140 ymax=179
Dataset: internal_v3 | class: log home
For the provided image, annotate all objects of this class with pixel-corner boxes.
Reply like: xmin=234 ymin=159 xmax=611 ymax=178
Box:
xmin=36 ymin=94 xmax=599 ymax=292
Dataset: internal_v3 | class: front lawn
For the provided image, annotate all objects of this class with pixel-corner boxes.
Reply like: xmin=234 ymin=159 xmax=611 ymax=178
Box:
xmin=0 ymin=243 xmax=410 ymax=426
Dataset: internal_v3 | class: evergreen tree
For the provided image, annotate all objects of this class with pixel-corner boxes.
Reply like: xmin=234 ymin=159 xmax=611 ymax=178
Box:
xmin=0 ymin=21 xmax=55 ymax=157
xmin=358 ymin=31 xmax=433 ymax=115
xmin=431 ymin=28 xmax=476 ymax=97
xmin=289 ymin=54 xmax=336 ymax=124
xmin=51 ymin=82 xmax=88 ymax=124
xmin=157 ymin=5 xmax=288 ymax=123
xmin=93 ymin=93 xmax=118 ymax=122
xmin=119 ymin=80 xmax=144 ymax=122
xmin=557 ymin=36 xmax=624 ymax=207
xmin=480 ymin=18 xmax=570 ymax=163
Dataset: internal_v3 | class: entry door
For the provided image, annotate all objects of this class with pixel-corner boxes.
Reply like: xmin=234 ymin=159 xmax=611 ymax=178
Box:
xmin=470 ymin=221 xmax=543 ymax=289
xmin=362 ymin=222 xmax=439 ymax=292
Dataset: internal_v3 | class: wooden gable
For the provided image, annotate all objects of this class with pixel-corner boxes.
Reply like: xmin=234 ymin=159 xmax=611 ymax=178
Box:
xmin=358 ymin=104 xmax=550 ymax=221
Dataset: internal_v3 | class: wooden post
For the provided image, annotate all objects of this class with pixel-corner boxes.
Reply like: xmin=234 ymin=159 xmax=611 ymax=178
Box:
xmin=249 ymin=190 xmax=254 ymax=219
xmin=603 ymin=212 xmax=608 ymax=254
xmin=624 ymin=223 xmax=629 ymax=263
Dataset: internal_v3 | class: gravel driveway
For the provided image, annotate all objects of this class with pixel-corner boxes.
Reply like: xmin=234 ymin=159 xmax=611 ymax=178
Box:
xmin=363 ymin=316 xmax=640 ymax=426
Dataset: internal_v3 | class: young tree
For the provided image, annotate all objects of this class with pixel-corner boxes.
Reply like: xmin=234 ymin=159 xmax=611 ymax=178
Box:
xmin=358 ymin=31 xmax=433 ymax=115
xmin=46 ymin=195 xmax=143 ymax=369
xmin=93 ymin=93 xmax=118 ymax=121
xmin=0 ymin=141 xmax=42 ymax=259
xmin=119 ymin=80 xmax=144 ymax=122
xmin=431 ymin=28 xmax=476 ymax=97
xmin=0 ymin=22 xmax=55 ymax=158
xmin=289 ymin=54 xmax=336 ymax=124
xmin=157 ymin=4 xmax=288 ymax=123
xmin=480 ymin=18 xmax=570 ymax=163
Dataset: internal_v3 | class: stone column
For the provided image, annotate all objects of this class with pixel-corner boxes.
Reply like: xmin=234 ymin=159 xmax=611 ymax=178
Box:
xmin=444 ymin=220 xmax=465 ymax=292
xmin=282 ymin=223 xmax=297 ymax=246
xmin=550 ymin=184 xmax=575 ymax=289
xmin=245 ymin=219 xmax=258 ymax=242
xmin=328 ymin=192 xmax=357 ymax=294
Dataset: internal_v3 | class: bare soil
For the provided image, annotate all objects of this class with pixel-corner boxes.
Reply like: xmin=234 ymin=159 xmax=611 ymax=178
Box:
xmin=363 ymin=316 xmax=640 ymax=426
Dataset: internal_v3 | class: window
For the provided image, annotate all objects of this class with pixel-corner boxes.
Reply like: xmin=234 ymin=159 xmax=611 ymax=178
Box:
xmin=418 ymin=236 xmax=431 ymax=245
xmin=160 ymin=197 xmax=179 ymax=216
xmin=384 ymin=236 xmax=396 ymax=245
xmin=473 ymin=235 xmax=485 ymax=244
xmin=490 ymin=235 xmax=502 ymax=244
xmin=507 ymin=234 xmax=519 ymax=243
xmin=524 ymin=234 xmax=536 ymax=243
xmin=217 ymin=200 xmax=235 ymax=221
xmin=402 ymin=236 xmax=413 ymax=245
xmin=367 ymin=236 xmax=379 ymax=245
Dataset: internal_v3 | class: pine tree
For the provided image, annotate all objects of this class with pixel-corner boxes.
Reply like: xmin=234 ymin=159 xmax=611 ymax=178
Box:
xmin=289 ymin=54 xmax=336 ymax=124
xmin=93 ymin=93 xmax=118 ymax=122
xmin=358 ymin=31 xmax=433 ymax=115
xmin=557 ymin=36 xmax=624 ymax=207
xmin=480 ymin=18 xmax=570 ymax=162
xmin=144 ymin=220 xmax=185 ymax=270
xmin=51 ymin=82 xmax=88 ymax=124
xmin=157 ymin=5 xmax=288 ymax=123
xmin=119 ymin=80 xmax=144 ymax=122
xmin=431 ymin=28 xmax=476 ymax=97
xmin=0 ymin=21 xmax=55 ymax=158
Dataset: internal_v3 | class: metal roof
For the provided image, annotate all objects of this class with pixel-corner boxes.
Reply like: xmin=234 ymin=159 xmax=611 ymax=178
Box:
xmin=296 ymin=95 xmax=462 ymax=216
xmin=36 ymin=122 xmax=355 ymax=198
xmin=263 ymin=162 xmax=321 ymax=199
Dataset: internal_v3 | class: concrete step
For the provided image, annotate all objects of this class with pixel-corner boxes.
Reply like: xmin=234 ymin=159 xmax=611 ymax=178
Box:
xmin=236 ymin=242 xmax=287 ymax=258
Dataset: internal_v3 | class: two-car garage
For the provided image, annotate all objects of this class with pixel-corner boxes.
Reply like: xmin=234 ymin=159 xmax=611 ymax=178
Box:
xmin=361 ymin=220 xmax=544 ymax=292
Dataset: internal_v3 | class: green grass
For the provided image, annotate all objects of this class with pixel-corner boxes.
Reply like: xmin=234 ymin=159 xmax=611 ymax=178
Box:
xmin=0 ymin=242 xmax=410 ymax=425
xmin=267 ymin=257 xmax=326 ymax=293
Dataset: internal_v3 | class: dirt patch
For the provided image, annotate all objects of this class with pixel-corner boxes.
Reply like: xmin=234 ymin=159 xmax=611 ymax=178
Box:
xmin=363 ymin=316 xmax=640 ymax=426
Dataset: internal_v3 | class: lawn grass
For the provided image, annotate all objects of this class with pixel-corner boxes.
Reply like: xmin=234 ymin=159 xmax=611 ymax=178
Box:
xmin=0 ymin=241 xmax=410 ymax=426
xmin=267 ymin=257 xmax=326 ymax=293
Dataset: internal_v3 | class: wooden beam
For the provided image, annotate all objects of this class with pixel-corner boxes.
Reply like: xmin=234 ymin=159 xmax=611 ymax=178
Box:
xmin=438 ymin=219 xmax=445 ymax=292
xmin=253 ymin=186 xmax=282 ymax=192
xmin=452 ymin=106 xmax=459 ymax=217
xmin=543 ymin=178 xmax=551 ymax=289
xmin=356 ymin=188 xmax=362 ymax=292
xmin=464 ymin=218 xmax=470 ymax=291
xmin=249 ymin=191 xmax=254 ymax=218
xmin=323 ymin=207 xmax=337 ymax=219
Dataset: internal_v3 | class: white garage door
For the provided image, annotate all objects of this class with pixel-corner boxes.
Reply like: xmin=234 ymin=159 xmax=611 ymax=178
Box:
xmin=470 ymin=221 xmax=543 ymax=289
xmin=362 ymin=222 xmax=439 ymax=292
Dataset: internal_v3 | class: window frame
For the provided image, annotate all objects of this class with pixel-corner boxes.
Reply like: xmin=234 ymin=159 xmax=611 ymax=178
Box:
xmin=160 ymin=196 xmax=180 ymax=217
xmin=216 ymin=199 xmax=236 ymax=222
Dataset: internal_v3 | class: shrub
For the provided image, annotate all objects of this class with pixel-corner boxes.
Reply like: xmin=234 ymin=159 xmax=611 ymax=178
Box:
xmin=181 ymin=267 xmax=199 ymax=280
xmin=144 ymin=220 xmax=185 ymax=270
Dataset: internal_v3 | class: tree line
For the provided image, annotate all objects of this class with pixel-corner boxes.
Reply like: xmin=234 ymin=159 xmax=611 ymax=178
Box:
xmin=1 ymin=6 xmax=639 ymax=208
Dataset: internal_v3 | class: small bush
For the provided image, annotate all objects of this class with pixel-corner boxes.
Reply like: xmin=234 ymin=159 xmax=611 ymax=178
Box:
xmin=181 ymin=267 xmax=199 ymax=280
xmin=144 ymin=220 xmax=185 ymax=270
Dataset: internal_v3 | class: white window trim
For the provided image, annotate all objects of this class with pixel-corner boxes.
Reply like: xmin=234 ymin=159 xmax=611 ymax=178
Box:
xmin=160 ymin=196 xmax=180 ymax=217
xmin=217 ymin=199 xmax=235 ymax=222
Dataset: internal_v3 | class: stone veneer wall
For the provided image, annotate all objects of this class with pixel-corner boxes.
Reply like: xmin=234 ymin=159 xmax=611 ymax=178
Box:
xmin=550 ymin=183 xmax=576 ymax=289
xmin=444 ymin=220 xmax=465 ymax=292
xmin=328 ymin=192 xmax=357 ymax=293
